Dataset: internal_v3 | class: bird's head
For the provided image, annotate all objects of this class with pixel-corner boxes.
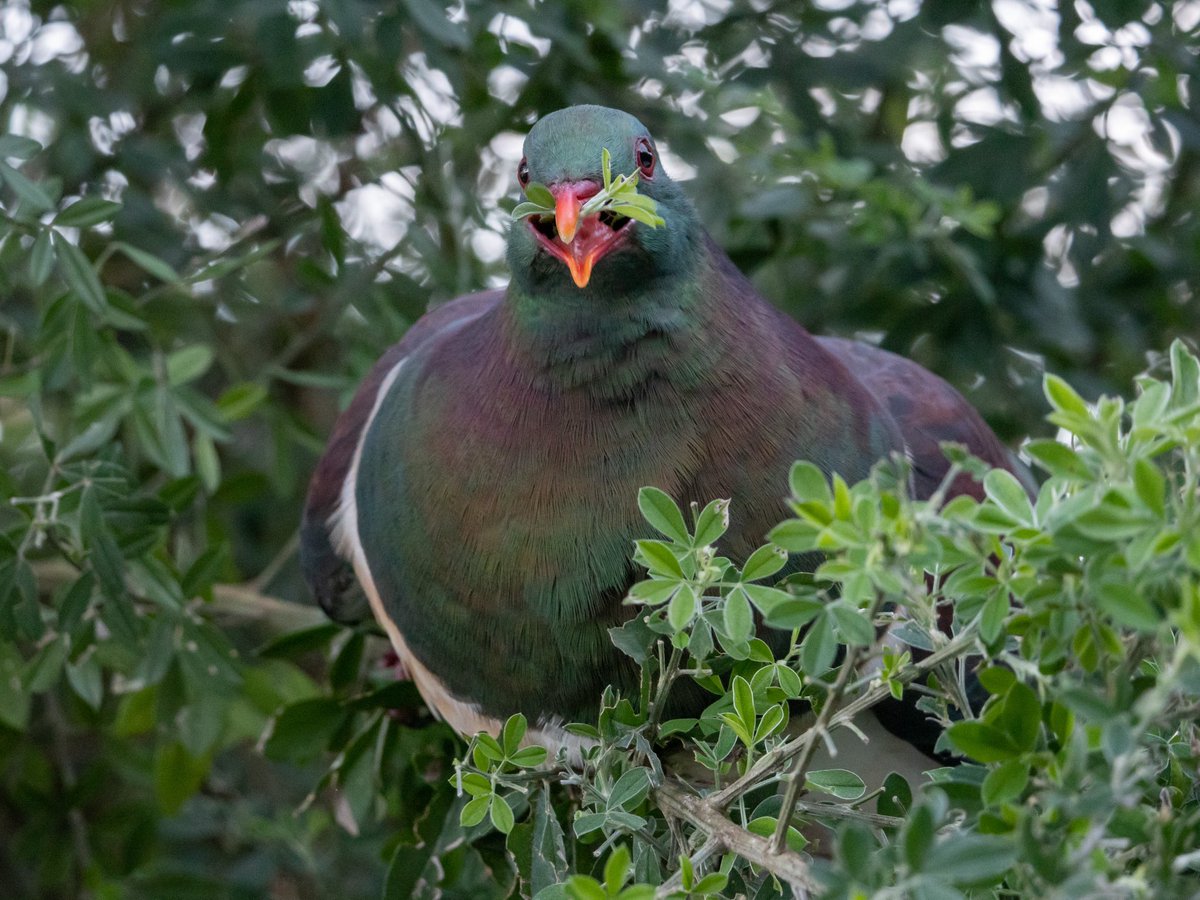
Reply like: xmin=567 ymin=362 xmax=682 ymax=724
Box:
xmin=506 ymin=105 xmax=699 ymax=296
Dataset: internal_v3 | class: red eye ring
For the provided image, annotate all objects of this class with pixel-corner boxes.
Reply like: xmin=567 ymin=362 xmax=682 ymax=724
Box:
xmin=635 ymin=138 xmax=655 ymax=178
xmin=517 ymin=157 xmax=530 ymax=187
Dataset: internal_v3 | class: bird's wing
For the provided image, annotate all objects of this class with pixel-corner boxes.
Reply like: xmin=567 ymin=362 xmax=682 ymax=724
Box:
xmin=300 ymin=290 xmax=503 ymax=625
xmin=815 ymin=336 xmax=1032 ymax=500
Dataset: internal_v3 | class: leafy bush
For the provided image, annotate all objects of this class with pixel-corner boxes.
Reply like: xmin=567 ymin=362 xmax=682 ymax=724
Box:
xmin=2 ymin=1 xmax=1200 ymax=896
xmin=440 ymin=340 xmax=1200 ymax=898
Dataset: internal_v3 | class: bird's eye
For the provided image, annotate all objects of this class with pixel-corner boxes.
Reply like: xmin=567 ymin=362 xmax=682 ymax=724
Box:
xmin=517 ymin=157 xmax=530 ymax=187
xmin=635 ymin=138 xmax=655 ymax=178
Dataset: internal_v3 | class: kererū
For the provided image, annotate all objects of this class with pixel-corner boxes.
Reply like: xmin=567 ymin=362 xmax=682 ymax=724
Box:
xmin=301 ymin=105 xmax=1022 ymax=761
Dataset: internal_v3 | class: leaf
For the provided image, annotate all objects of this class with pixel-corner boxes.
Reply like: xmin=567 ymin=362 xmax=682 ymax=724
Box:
xmin=800 ymin=611 xmax=837 ymax=674
xmin=805 ymin=768 xmax=866 ymax=800
xmin=66 ymin=655 xmax=104 ymax=710
xmin=166 ymin=345 xmax=215 ymax=386
xmin=29 ymin=229 xmax=54 ymax=285
xmin=984 ymin=468 xmax=1033 ymax=525
xmin=460 ymin=795 xmax=490 ymax=827
xmin=502 ymin=713 xmax=527 ymax=755
xmin=667 ymin=584 xmax=696 ymax=632
xmin=1024 ymin=439 xmax=1089 ymax=478
xmin=693 ymin=498 xmax=730 ymax=547
xmin=829 ymin=602 xmax=874 ymax=647
xmin=523 ymin=181 xmax=555 ymax=208
xmin=0 ymin=160 xmax=53 ymax=211
xmin=490 ymin=795 xmax=515 ymax=834
xmin=878 ymin=772 xmax=912 ymax=818
xmin=722 ymin=586 xmax=753 ymax=644
xmin=510 ymin=746 xmax=547 ymax=768
xmin=982 ymin=759 xmax=1029 ymax=806
xmin=745 ymin=816 xmax=807 ymax=853
xmin=946 ymin=721 xmax=1019 ymax=762
xmin=1043 ymin=373 xmax=1090 ymax=418
xmin=608 ymin=768 xmax=651 ymax=810
xmin=741 ymin=544 xmax=788 ymax=582
xmin=1132 ymin=458 xmax=1165 ymax=515
xmin=154 ymin=742 xmax=210 ymax=815
xmin=114 ymin=241 xmax=180 ymax=282
xmin=603 ymin=844 xmax=631 ymax=891
xmin=637 ymin=487 xmax=689 ymax=544
xmin=731 ymin=674 xmax=755 ymax=736
xmin=531 ymin=786 xmax=569 ymax=893
xmin=53 ymin=232 xmax=108 ymax=313
xmin=979 ymin=591 xmax=1009 ymax=643
xmin=635 ymin=540 xmax=684 ymax=579
xmin=54 ymin=197 xmax=122 ymax=227
xmin=0 ymin=134 xmax=42 ymax=159
xmin=925 ymin=834 xmax=1017 ymax=886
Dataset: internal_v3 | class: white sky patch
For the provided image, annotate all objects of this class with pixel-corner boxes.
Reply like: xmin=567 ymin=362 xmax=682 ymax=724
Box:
xmin=487 ymin=14 xmax=551 ymax=56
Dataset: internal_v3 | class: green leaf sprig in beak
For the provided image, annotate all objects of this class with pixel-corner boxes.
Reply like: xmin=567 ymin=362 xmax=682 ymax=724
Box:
xmin=512 ymin=148 xmax=666 ymax=241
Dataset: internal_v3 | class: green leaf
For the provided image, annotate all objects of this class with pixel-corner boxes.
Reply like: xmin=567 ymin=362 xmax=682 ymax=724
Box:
xmin=789 ymin=460 xmax=832 ymax=503
xmin=635 ymin=540 xmax=684 ymax=579
xmin=731 ymin=674 xmax=755 ymax=735
xmin=608 ymin=768 xmax=651 ymax=810
xmin=154 ymin=742 xmax=210 ymax=815
xmin=1132 ymin=458 xmax=1165 ymax=515
xmin=667 ymin=584 xmax=696 ymax=632
xmin=0 ymin=160 xmax=53 ymax=211
xmin=531 ymin=786 xmax=569 ymax=893
xmin=982 ymin=759 xmax=1029 ymax=806
xmin=829 ymin=603 xmax=874 ymax=647
xmin=461 ymin=795 xmax=490 ymax=827
xmin=722 ymin=587 xmax=754 ymax=644
xmin=637 ymin=487 xmax=689 ymax=544
xmin=1024 ymin=438 xmax=1089 ymax=478
xmin=66 ymin=655 xmax=104 ymax=710
xmin=603 ymin=844 xmax=631 ymax=891
xmin=166 ymin=345 xmax=215 ymax=386
xmin=805 ymin=768 xmax=866 ymax=800
xmin=753 ymin=703 xmax=786 ymax=743
xmin=490 ymin=795 xmax=515 ymax=834
xmin=925 ymin=834 xmax=1017 ymax=885
xmin=1043 ymin=373 xmax=1090 ymax=418
xmin=693 ymin=498 xmax=730 ymax=547
xmin=114 ymin=241 xmax=180 ymax=282
xmin=979 ymin=591 xmax=1009 ymax=643
xmin=512 ymin=201 xmax=554 ymax=219
xmin=524 ymin=182 xmax=555 ymax=208
xmin=0 ymin=135 xmax=42 ymax=159
xmin=984 ymin=468 xmax=1033 ymax=524
xmin=29 ymin=229 xmax=54 ymax=285
xmin=510 ymin=746 xmax=548 ymax=768
xmin=53 ymin=232 xmax=108 ymax=313
xmin=54 ymin=197 xmax=122 ymax=227
xmin=745 ymin=816 xmax=807 ymax=853
xmin=946 ymin=721 xmax=1019 ymax=762
xmin=878 ymin=772 xmax=912 ymax=817
xmin=741 ymin=544 xmax=788 ymax=582
xmin=502 ymin=712 xmax=528 ymax=755
xmin=800 ymin=611 xmax=837 ymax=674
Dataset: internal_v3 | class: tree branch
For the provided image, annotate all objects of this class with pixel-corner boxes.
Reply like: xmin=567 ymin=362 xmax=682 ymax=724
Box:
xmin=654 ymin=780 xmax=819 ymax=897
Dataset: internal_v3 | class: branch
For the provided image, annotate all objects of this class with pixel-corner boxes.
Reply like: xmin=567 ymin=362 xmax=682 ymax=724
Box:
xmin=709 ymin=624 xmax=980 ymax=809
xmin=654 ymin=780 xmax=819 ymax=897
xmin=31 ymin=559 xmax=328 ymax=634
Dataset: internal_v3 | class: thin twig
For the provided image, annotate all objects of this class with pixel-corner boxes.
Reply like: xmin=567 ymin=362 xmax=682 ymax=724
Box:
xmin=655 ymin=780 xmax=819 ymax=897
xmin=771 ymin=635 xmax=869 ymax=854
xmin=709 ymin=624 xmax=980 ymax=809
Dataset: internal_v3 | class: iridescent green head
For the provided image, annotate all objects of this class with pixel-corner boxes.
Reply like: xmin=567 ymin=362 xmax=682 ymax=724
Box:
xmin=506 ymin=105 xmax=700 ymax=297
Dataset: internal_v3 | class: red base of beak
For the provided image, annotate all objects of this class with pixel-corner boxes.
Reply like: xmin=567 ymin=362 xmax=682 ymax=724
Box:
xmin=529 ymin=181 xmax=629 ymax=288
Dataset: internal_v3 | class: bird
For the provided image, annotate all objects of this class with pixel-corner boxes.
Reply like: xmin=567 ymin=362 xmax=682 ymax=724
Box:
xmin=300 ymin=104 xmax=1024 ymax=764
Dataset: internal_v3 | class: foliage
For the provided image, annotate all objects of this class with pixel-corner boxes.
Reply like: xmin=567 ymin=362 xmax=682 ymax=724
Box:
xmin=1 ymin=0 xmax=1199 ymax=897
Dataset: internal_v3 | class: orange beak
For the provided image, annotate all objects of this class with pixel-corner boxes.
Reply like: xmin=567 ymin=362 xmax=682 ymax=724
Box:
xmin=530 ymin=180 xmax=629 ymax=289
